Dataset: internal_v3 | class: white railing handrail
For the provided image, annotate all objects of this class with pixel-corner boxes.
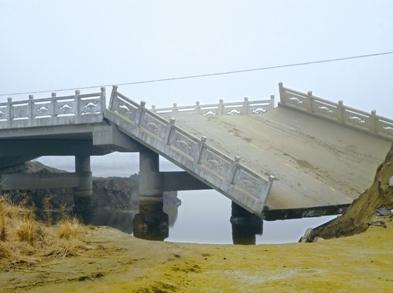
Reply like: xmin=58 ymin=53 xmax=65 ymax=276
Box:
xmin=0 ymin=88 xmax=106 ymax=129
xmin=278 ymin=82 xmax=393 ymax=141
xmin=151 ymin=96 xmax=275 ymax=116
xmin=107 ymin=86 xmax=274 ymax=216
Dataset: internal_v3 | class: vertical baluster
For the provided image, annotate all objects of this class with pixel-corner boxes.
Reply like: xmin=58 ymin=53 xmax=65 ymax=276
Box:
xmin=270 ymin=95 xmax=275 ymax=111
xmin=195 ymin=101 xmax=201 ymax=114
xmin=172 ymin=103 xmax=178 ymax=113
xmin=100 ymin=87 xmax=106 ymax=114
xmin=109 ymin=85 xmax=118 ymax=110
xmin=166 ymin=118 xmax=176 ymax=144
xmin=75 ymin=90 xmax=81 ymax=123
xmin=230 ymin=156 xmax=241 ymax=184
xmin=243 ymin=97 xmax=250 ymax=115
xmin=137 ymin=101 xmax=146 ymax=126
xmin=28 ymin=95 xmax=34 ymax=127
xmin=218 ymin=99 xmax=224 ymax=115
xmin=51 ymin=93 xmax=57 ymax=119
xmin=196 ymin=136 xmax=207 ymax=163
xmin=307 ymin=91 xmax=314 ymax=113
xmin=7 ymin=98 xmax=12 ymax=128
xmin=278 ymin=82 xmax=285 ymax=106
xmin=337 ymin=100 xmax=345 ymax=124
xmin=369 ymin=110 xmax=378 ymax=133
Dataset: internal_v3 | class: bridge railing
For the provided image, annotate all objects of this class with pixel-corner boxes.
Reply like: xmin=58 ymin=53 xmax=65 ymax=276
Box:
xmin=0 ymin=88 xmax=106 ymax=129
xmin=151 ymin=96 xmax=275 ymax=117
xmin=108 ymin=86 xmax=274 ymax=216
xmin=279 ymin=82 xmax=393 ymax=141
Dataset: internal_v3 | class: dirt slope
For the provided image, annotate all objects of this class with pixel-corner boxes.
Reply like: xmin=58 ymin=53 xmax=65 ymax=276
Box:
xmin=312 ymin=144 xmax=393 ymax=239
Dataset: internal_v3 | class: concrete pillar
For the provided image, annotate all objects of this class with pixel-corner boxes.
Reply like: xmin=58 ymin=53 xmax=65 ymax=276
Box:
xmin=138 ymin=148 xmax=162 ymax=201
xmin=133 ymin=147 xmax=168 ymax=240
xmin=230 ymin=201 xmax=263 ymax=245
xmin=75 ymin=155 xmax=92 ymax=197
xmin=73 ymin=155 xmax=92 ymax=221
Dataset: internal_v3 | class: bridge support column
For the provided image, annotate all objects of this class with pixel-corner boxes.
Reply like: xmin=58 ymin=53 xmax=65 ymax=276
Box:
xmin=133 ymin=148 xmax=168 ymax=240
xmin=73 ymin=155 xmax=93 ymax=221
xmin=230 ymin=202 xmax=263 ymax=245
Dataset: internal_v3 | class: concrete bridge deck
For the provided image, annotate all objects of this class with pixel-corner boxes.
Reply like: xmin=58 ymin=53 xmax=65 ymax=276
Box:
xmin=0 ymin=84 xmax=392 ymax=220
xmin=159 ymin=105 xmax=391 ymax=211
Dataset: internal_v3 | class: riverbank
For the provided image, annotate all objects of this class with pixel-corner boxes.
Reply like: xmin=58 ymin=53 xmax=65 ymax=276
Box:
xmin=1 ymin=214 xmax=392 ymax=292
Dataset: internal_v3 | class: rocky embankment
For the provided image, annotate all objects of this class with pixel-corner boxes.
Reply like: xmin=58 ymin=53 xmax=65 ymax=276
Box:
xmin=0 ymin=161 xmax=139 ymax=211
xmin=310 ymin=144 xmax=393 ymax=240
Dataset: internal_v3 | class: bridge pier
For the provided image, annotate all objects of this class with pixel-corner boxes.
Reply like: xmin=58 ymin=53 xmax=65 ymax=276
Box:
xmin=133 ymin=148 xmax=168 ymax=240
xmin=73 ymin=155 xmax=93 ymax=220
xmin=231 ymin=202 xmax=263 ymax=245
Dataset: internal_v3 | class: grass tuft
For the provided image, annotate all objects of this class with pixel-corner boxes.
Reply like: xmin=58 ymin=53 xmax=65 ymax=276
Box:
xmin=57 ymin=218 xmax=84 ymax=240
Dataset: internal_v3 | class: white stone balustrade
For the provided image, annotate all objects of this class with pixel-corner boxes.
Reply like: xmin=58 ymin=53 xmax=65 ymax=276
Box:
xmin=279 ymin=82 xmax=393 ymax=141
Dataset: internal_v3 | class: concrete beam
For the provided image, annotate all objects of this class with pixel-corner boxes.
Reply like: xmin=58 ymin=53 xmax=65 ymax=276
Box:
xmin=0 ymin=123 xmax=104 ymax=140
xmin=0 ymin=139 xmax=111 ymax=156
xmin=161 ymin=171 xmax=211 ymax=191
xmin=0 ymin=173 xmax=79 ymax=190
xmin=92 ymin=125 xmax=142 ymax=152
xmin=0 ymin=156 xmax=38 ymax=170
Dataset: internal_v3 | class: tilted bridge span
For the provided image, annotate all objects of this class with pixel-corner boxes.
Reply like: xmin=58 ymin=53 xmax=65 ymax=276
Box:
xmin=0 ymin=83 xmax=391 ymax=223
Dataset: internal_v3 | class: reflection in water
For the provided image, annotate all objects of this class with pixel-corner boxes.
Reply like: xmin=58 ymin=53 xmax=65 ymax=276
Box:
xmin=133 ymin=201 xmax=169 ymax=241
xmin=84 ymin=192 xmax=263 ymax=245
xmin=230 ymin=202 xmax=263 ymax=245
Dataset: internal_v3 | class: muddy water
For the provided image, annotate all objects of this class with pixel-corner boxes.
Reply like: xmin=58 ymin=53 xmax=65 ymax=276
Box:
xmin=38 ymin=154 xmax=337 ymax=244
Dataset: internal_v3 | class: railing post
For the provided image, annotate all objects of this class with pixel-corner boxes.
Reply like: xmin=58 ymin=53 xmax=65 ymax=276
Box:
xmin=109 ymin=85 xmax=118 ymax=110
xmin=307 ymin=91 xmax=314 ymax=113
xmin=196 ymin=136 xmax=207 ymax=163
xmin=278 ymin=82 xmax=285 ymax=106
xmin=172 ymin=103 xmax=178 ymax=113
xmin=28 ymin=95 xmax=34 ymax=126
xmin=337 ymin=100 xmax=345 ymax=124
xmin=151 ymin=105 xmax=156 ymax=113
xmin=270 ymin=95 xmax=275 ymax=110
xmin=137 ymin=101 xmax=146 ymax=126
xmin=218 ymin=99 xmax=224 ymax=115
xmin=51 ymin=93 xmax=57 ymax=118
xmin=75 ymin=90 xmax=81 ymax=122
xmin=100 ymin=87 xmax=106 ymax=114
xmin=7 ymin=98 xmax=12 ymax=128
xmin=166 ymin=118 xmax=176 ymax=144
xmin=195 ymin=101 xmax=201 ymax=114
xmin=230 ymin=156 xmax=241 ymax=184
xmin=243 ymin=97 xmax=250 ymax=115
xmin=369 ymin=110 xmax=378 ymax=133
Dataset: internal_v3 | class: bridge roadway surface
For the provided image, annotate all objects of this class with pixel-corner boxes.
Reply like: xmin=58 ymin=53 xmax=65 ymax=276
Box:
xmin=0 ymin=84 xmax=391 ymax=219
xmin=159 ymin=105 xmax=391 ymax=212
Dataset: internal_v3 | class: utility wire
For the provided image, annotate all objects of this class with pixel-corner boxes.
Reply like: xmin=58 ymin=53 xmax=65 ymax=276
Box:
xmin=1 ymin=50 xmax=393 ymax=97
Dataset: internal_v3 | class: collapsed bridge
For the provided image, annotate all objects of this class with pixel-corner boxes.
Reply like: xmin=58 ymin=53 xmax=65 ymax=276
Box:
xmin=0 ymin=83 xmax=391 ymax=221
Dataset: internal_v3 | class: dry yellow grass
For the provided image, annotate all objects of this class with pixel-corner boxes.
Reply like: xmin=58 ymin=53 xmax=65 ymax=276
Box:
xmin=57 ymin=218 xmax=84 ymax=240
xmin=0 ymin=196 xmax=91 ymax=265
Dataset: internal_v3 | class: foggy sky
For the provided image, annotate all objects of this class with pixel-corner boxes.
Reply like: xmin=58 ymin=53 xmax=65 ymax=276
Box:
xmin=1 ymin=1 xmax=392 ymax=115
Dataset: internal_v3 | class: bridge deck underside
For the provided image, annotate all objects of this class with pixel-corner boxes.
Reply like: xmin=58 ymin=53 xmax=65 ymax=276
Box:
xmin=161 ymin=106 xmax=391 ymax=210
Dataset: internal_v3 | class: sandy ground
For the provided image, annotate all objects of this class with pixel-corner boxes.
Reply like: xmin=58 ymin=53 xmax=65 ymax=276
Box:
xmin=1 ymin=216 xmax=392 ymax=293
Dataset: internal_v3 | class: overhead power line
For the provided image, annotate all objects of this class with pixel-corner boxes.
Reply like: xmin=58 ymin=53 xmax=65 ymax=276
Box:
xmin=1 ymin=50 xmax=393 ymax=97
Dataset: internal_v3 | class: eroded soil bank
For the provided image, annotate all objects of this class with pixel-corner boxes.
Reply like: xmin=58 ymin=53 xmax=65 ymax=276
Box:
xmin=0 ymin=216 xmax=392 ymax=293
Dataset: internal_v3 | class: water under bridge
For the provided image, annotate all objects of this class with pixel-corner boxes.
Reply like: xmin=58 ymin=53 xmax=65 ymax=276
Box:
xmin=0 ymin=83 xmax=391 ymax=223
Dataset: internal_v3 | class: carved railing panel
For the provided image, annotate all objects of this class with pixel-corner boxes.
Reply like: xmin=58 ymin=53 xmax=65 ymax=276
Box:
xmin=279 ymin=82 xmax=393 ymax=141
xmin=0 ymin=88 xmax=105 ymax=129
xmin=108 ymin=87 xmax=273 ymax=216
xmin=151 ymin=96 xmax=275 ymax=118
